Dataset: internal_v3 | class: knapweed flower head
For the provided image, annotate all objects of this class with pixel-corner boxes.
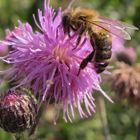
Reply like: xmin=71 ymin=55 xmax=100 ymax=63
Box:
xmin=111 ymin=62 xmax=140 ymax=105
xmin=0 ymin=0 xmax=113 ymax=122
xmin=0 ymin=90 xmax=37 ymax=133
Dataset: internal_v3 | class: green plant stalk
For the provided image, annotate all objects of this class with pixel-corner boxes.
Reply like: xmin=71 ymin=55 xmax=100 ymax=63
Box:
xmin=97 ymin=95 xmax=111 ymax=140
xmin=137 ymin=120 xmax=140 ymax=140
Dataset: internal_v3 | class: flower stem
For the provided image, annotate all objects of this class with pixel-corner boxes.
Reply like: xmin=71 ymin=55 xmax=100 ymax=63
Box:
xmin=137 ymin=120 xmax=140 ymax=140
xmin=97 ymin=95 xmax=111 ymax=140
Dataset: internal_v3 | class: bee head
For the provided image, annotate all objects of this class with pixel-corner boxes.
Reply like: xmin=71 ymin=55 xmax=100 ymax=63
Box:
xmin=62 ymin=13 xmax=71 ymax=33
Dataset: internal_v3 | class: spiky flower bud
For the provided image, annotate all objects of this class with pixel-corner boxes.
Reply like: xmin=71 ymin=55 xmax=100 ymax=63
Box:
xmin=111 ymin=62 xmax=140 ymax=105
xmin=0 ymin=90 xmax=37 ymax=133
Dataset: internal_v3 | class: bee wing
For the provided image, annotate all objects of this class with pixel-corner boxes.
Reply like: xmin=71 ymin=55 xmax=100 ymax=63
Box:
xmin=91 ymin=20 xmax=132 ymax=40
xmin=99 ymin=17 xmax=138 ymax=30
xmin=85 ymin=17 xmax=138 ymax=40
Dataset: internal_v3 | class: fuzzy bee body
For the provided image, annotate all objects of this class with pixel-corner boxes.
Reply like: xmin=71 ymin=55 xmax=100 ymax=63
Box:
xmin=92 ymin=32 xmax=112 ymax=73
xmin=62 ymin=8 xmax=137 ymax=74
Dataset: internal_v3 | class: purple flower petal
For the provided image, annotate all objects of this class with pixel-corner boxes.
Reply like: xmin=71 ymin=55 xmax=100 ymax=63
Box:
xmin=0 ymin=0 xmax=113 ymax=121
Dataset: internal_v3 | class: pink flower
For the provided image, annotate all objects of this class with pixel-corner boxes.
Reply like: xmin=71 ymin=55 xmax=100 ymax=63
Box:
xmin=112 ymin=35 xmax=125 ymax=57
xmin=0 ymin=0 xmax=112 ymax=122
xmin=0 ymin=43 xmax=8 ymax=57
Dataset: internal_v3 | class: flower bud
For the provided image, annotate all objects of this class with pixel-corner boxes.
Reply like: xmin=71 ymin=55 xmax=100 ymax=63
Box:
xmin=111 ymin=62 xmax=140 ymax=105
xmin=0 ymin=90 xmax=37 ymax=133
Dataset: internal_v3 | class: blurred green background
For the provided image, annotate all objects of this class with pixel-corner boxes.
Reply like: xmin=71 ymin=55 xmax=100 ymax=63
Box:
xmin=0 ymin=0 xmax=140 ymax=140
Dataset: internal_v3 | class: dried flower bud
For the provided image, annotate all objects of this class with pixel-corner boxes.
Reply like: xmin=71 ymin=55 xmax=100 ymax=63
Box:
xmin=0 ymin=90 xmax=37 ymax=133
xmin=111 ymin=62 xmax=140 ymax=105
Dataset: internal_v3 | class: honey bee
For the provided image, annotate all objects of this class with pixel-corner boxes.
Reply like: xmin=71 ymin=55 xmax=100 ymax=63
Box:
xmin=62 ymin=8 xmax=138 ymax=74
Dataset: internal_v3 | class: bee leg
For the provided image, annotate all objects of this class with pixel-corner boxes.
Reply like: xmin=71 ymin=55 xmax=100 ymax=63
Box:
xmin=77 ymin=50 xmax=95 ymax=76
xmin=90 ymin=33 xmax=97 ymax=48
xmin=70 ymin=25 xmax=79 ymax=38
xmin=66 ymin=26 xmax=71 ymax=37
xmin=76 ymin=27 xmax=86 ymax=46
xmin=63 ymin=25 xmax=71 ymax=37
xmin=68 ymin=29 xmax=71 ymax=37
xmin=73 ymin=27 xmax=86 ymax=50
xmin=70 ymin=25 xmax=78 ymax=31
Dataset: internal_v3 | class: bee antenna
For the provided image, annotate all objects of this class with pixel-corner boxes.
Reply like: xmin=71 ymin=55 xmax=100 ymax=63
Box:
xmin=67 ymin=0 xmax=75 ymax=9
